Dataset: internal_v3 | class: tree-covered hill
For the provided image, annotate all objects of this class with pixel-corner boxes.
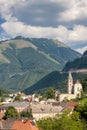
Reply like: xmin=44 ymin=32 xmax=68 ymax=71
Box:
xmin=23 ymin=71 xmax=87 ymax=94
xmin=63 ymin=50 xmax=87 ymax=72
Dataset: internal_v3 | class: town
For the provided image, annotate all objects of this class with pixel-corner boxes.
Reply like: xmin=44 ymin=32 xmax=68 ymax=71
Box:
xmin=0 ymin=72 xmax=86 ymax=130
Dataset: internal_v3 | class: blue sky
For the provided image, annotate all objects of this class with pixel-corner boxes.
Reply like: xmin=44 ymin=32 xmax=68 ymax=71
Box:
xmin=0 ymin=0 xmax=87 ymax=53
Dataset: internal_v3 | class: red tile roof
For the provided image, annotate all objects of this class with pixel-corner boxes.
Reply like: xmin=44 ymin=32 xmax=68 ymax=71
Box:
xmin=66 ymin=102 xmax=79 ymax=110
xmin=12 ymin=119 xmax=39 ymax=130
xmin=0 ymin=119 xmax=39 ymax=130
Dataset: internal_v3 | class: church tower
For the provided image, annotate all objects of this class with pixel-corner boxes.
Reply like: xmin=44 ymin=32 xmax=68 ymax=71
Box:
xmin=74 ymin=80 xmax=82 ymax=98
xmin=68 ymin=71 xmax=73 ymax=94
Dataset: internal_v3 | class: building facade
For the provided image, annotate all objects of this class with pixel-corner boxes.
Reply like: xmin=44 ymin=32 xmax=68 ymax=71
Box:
xmin=59 ymin=72 xmax=83 ymax=102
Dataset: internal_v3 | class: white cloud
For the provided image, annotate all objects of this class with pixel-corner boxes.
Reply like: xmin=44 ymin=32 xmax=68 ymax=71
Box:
xmin=58 ymin=0 xmax=87 ymax=22
xmin=0 ymin=0 xmax=27 ymax=21
xmin=76 ymin=46 xmax=87 ymax=54
xmin=0 ymin=0 xmax=87 ymax=50
xmin=69 ymin=25 xmax=87 ymax=41
xmin=1 ymin=20 xmax=87 ymax=44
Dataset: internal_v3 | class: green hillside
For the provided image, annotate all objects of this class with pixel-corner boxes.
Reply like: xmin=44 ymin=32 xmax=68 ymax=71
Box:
xmin=0 ymin=37 xmax=81 ymax=92
xmin=23 ymin=71 xmax=87 ymax=94
xmin=63 ymin=50 xmax=87 ymax=71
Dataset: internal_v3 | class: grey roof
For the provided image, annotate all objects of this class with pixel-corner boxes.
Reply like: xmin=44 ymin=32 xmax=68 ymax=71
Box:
xmin=31 ymin=103 xmax=63 ymax=113
xmin=0 ymin=101 xmax=29 ymax=108
xmin=0 ymin=119 xmax=15 ymax=129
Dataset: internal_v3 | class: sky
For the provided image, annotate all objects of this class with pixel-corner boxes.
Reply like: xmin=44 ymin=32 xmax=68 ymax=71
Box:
xmin=0 ymin=0 xmax=87 ymax=53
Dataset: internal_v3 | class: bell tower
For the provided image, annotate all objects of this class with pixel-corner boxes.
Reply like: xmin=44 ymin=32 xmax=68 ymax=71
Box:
xmin=68 ymin=71 xmax=73 ymax=94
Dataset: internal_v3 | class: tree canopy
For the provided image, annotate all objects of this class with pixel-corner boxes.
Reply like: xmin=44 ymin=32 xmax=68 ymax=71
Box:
xmin=21 ymin=109 xmax=33 ymax=118
xmin=81 ymin=77 xmax=87 ymax=93
xmin=14 ymin=94 xmax=23 ymax=101
xmin=3 ymin=106 xmax=19 ymax=119
xmin=37 ymin=111 xmax=83 ymax=130
xmin=46 ymin=87 xmax=55 ymax=99
xmin=74 ymin=103 xmax=87 ymax=121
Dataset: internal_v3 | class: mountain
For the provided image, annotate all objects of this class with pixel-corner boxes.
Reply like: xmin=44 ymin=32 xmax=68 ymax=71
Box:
xmin=83 ymin=50 xmax=87 ymax=56
xmin=0 ymin=86 xmax=7 ymax=95
xmin=63 ymin=50 xmax=87 ymax=72
xmin=23 ymin=71 xmax=87 ymax=94
xmin=0 ymin=36 xmax=80 ymax=92
xmin=70 ymin=42 xmax=87 ymax=54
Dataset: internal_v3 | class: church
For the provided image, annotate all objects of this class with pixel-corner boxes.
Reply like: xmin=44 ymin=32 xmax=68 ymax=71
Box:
xmin=59 ymin=72 xmax=83 ymax=102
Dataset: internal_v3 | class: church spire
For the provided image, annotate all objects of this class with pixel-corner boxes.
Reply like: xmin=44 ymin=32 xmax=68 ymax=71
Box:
xmin=68 ymin=71 xmax=73 ymax=94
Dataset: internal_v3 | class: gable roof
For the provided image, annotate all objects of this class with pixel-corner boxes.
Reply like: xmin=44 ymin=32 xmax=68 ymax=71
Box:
xmin=66 ymin=102 xmax=79 ymax=110
xmin=0 ymin=101 xmax=29 ymax=108
xmin=0 ymin=119 xmax=39 ymax=130
xmin=12 ymin=119 xmax=38 ymax=130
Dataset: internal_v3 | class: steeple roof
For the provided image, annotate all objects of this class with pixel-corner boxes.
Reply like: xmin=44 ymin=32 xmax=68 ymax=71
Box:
xmin=68 ymin=71 xmax=73 ymax=79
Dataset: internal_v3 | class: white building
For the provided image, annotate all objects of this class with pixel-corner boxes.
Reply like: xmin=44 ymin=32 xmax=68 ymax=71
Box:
xmin=59 ymin=72 xmax=83 ymax=102
xmin=31 ymin=102 xmax=63 ymax=120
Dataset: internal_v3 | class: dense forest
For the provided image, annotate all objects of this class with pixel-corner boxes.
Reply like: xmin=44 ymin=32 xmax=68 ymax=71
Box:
xmin=63 ymin=50 xmax=87 ymax=71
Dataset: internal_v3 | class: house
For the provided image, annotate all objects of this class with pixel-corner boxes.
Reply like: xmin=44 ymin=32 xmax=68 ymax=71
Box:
xmin=0 ymin=118 xmax=39 ymax=130
xmin=31 ymin=102 xmax=63 ymax=120
xmin=0 ymin=101 xmax=29 ymax=113
xmin=46 ymin=99 xmax=58 ymax=105
xmin=4 ymin=97 xmax=13 ymax=103
xmin=0 ymin=101 xmax=29 ymax=119
xmin=65 ymin=102 xmax=79 ymax=110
